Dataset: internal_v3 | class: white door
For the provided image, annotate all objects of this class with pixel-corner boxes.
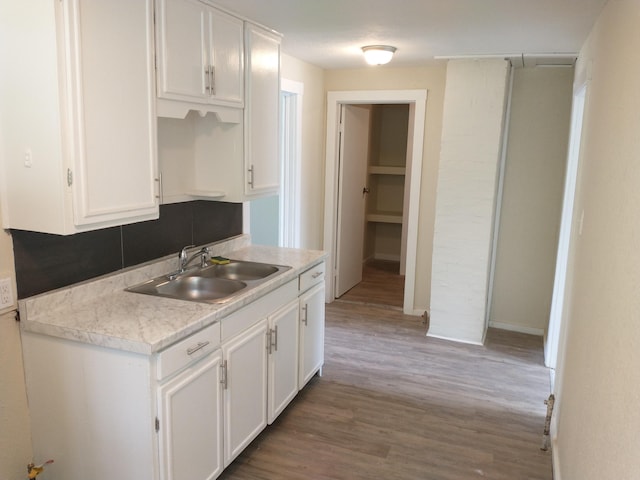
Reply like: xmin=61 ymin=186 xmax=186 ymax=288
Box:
xmin=207 ymin=9 xmax=244 ymax=104
xmin=222 ymin=318 xmax=268 ymax=466
xmin=244 ymin=24 xmax=281 ymax=196
xmin=335 ymin=104 xmax=370 ymax=297
xmin=267 ymin=300 xmax=299 ymax=424
xmin=299 ymin=283 xmax=326 ymax=388
xmin=155 ymin=0 xmax=209 ymax=101
xmin=71 ymin=0 xmax=158 ymax=226
xmin=157 ymin=351 xmax=224 ymax=480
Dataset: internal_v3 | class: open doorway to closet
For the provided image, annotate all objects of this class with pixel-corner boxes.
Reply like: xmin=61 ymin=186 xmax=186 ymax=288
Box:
xmin=336 ymin=103 xmax=409 ymax=310
xmin=323 ymin=90 xmax=427 ymax=315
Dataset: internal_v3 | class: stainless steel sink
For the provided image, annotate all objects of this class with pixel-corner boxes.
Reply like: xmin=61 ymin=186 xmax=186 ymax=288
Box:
xmin=196 ymin=261 xmax=280 ymax=281
xmin=125 ymin=259 xmax=290 ymax=304
xmin=158 ymin=276 xmax=247 ymax=302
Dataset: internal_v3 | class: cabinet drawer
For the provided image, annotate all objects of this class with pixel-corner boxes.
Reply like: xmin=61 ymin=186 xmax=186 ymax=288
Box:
xmin=157 ymin=322 xmax=221 ymax=380
xmin=299 ymin=262 xmax=325 ymax=293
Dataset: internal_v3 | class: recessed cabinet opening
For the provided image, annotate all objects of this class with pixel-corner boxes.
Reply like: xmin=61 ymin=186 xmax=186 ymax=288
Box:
xmin=158 ymin=111 xmax=243 ymax=203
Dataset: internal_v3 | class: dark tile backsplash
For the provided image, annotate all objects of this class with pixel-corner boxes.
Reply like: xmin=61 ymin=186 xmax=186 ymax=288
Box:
xmin=12 ymin=201 xmax=242 ymax=299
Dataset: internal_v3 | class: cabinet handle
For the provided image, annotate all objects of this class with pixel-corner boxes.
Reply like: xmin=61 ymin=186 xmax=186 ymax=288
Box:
xmin=247 ymin=165 xmax=254 ymax=188
xmin=312 ymin=271 xmax=323 ymax=279
xmin=210 ymin=65 xmax=216 ymax=96
xmin=204 ymin=65 xmax=211 ymax=94
xmin=155 ymin=173 xmax=163 ymax=202
xmin=273 ymin=325 xmax=278 ymax=352
xmin=186 ymin=341 xmax=210 ymax=355
xmin=220 ymin=360 xmax=228 ymax=389
xmin=301 ymin=304 xmax=308 ymax=326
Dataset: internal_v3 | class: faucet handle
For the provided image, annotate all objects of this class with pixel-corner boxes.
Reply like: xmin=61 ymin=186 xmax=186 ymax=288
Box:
xmin=199 ymin=247 xmax=210 ymax=267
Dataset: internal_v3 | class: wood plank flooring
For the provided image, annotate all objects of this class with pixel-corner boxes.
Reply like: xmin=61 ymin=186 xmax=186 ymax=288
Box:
xmin=219 ymin=302 xmax=553 ymax=480
xmin=338 ymin=260 xmax=405 ymax=309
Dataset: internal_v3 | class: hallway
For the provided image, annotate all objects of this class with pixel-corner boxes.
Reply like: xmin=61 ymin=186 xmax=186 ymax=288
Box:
xmin=338 ymin=260 xmax=405 ymax=309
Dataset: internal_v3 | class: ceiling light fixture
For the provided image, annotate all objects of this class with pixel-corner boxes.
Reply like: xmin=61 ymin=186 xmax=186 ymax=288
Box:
xmin=362 ymin=45 xmax=397 ymax=65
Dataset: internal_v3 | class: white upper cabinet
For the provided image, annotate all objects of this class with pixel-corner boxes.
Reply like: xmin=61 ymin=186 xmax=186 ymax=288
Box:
xmin=157 ymin=21 xmax=281 ymax=203
xmin=156 ymin=0 xmax=244 ymax=118
xmin=244 ymin=23 xmax=281 ymax=197
xmin=0 ymin=0 xmax=158 ymax=234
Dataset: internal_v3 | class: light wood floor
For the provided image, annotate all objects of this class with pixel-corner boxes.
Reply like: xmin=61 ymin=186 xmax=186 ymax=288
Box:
xmin=338 ymin=260 xmax=405 ymax=309
xmin=219 ymin=302 xmax=553 ymax=480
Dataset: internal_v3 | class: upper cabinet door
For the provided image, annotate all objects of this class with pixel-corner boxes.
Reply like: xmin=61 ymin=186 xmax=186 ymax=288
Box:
xmin=207 ymin=9 xmax=244 ymax=105
xmin=0 ymin=0 xmax=159 ymax=234
xmin=156 ymin=0 xmax=209 ymax=102
xmin=67 ymin=0 xmax=159 ymax=226
xmin=244 ymin=23 xmax=281 ymax=196
xmin=156 ymin=0 xmax=243 ymax=108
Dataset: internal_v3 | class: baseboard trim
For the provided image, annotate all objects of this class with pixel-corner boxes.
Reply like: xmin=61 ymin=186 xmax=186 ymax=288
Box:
xmin=552 ymin=436 xmax=561 ymax=480
xmin=489 ymin=321 xmax=544 ymax=336
xmin=426 ymin=332 xmax=484 ymax=346
xmin=550 ymin=405 xmax=561 ymax=480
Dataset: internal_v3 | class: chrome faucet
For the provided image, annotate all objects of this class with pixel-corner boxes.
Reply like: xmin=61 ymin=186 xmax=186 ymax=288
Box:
xmin=178 ymin=245 xmax=210 ymax=272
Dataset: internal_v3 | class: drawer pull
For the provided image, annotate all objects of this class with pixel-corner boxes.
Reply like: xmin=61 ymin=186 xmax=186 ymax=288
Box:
xmin=186 ymin=341 xmax=210 ymax=355
xmin=311 ymin=271 xmax=323 ymax=279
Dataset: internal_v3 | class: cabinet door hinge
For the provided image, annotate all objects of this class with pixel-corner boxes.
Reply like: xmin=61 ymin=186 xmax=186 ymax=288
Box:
xmin=155 ymin=417 xmax=160 ymax=432
xmin=67 ymin=168 xmax=73 ymax=186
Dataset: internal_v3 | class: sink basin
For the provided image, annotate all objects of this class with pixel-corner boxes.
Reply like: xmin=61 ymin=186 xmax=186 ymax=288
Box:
xmin=126 ymin=275 xmax=247 ymax=303
xmin=156 ymin=276 xmax=246 ymax=302
xmin=125 ymin=259 xmax=291 ymax=304
xmin=197 ymin=261 xmax=280 ymax=281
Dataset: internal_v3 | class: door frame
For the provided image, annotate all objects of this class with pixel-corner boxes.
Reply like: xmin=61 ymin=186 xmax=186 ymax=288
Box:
xmin=279 ymin=78 xmax=304 ymax=248
xmin=323 ymin=90 xmax=427 ymax=315
xmin=545 ymin=83 xmax=588 ymax=373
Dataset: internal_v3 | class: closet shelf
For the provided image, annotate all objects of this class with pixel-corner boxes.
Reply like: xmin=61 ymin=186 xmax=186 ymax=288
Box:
xmin=368 ymin=166 xmax=406 ymax=176
xmin=366 ymin=211 xmax=403 ymax=224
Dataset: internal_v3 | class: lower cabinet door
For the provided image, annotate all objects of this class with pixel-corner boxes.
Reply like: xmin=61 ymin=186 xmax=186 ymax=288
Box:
xmin=157 ymin=350 xmax=224 ymax=480
xmin=222 ymin=318 xmax=269 ymax=466
xmin=299 ymin=283 xmax=326 ymax=388
xmin=268 ymin=299 xmax=299 ymax=424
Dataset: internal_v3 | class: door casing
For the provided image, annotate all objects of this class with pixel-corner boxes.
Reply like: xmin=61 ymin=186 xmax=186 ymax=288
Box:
xmin=323 ymin=90 xmax=427 ymax=315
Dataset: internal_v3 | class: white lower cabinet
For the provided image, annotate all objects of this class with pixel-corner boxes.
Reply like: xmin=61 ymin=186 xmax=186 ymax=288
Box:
xmin=158 ymin=350 xmax=224 ymax=480
xmin=21 ymin=265 xmax=325 ymax=480
xmin=268 ymin=300 xmax=300 ymax=423
xmin=298 ymin=263 xmax=326 ymax=388
xmin=222 ymin=318 xmax=269 ymax=466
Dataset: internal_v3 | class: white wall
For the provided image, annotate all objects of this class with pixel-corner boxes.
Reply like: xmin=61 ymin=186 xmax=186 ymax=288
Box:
xmin=554 ymin=0 xmax=640 ymax=478
xmin=249 ymin=195 xmax=279 ymax=246
xmin=280 ymin=54 xmax=326 ymax=250
xmin=429 ymin=59 xmax=510 ymax=344
xmin=0 ymin=182 xmax=32 ymax=478
xmin=490 ymin=67 xmax=573 ymax=335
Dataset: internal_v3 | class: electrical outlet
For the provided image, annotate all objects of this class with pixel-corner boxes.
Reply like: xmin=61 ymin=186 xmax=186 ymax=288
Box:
xmin=0 ymin=277 xmax=14 ymax=310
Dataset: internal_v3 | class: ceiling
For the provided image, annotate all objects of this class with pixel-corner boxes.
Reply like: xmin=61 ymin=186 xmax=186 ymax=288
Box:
xmin=210 ymin=0 xmax=607 ymax=69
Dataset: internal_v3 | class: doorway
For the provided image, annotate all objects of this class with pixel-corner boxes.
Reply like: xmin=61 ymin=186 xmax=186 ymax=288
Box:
xmin=335 ymin=103 xmax=410 ymax=309
xmin=323 ymin=90 xmax=427 ymax=315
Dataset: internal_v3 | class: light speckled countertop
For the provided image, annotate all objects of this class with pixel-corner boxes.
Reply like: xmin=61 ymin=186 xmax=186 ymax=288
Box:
xmin=19 ymin=235 xmax=326 ymax=355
